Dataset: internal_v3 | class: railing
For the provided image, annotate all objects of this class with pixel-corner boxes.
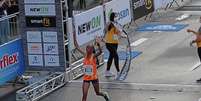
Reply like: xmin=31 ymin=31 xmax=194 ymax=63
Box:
xmin=16 ymin=72 xmax=66 ymax=101
xmin=0 ymin=12 xmax=20 ymax=45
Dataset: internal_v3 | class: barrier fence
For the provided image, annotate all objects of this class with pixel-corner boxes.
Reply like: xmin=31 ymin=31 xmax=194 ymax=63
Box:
xmin=0 ymin=12 xmax=20 ymax=45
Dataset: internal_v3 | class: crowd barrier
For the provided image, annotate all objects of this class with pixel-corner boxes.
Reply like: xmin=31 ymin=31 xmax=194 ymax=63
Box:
xmin=0 ymin=12 xmax=20 ymax=45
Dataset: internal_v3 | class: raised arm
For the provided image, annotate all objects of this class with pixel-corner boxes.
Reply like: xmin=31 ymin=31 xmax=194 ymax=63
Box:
xmin=73 ymin=32 xmax=85 ymax=55
xmin=187 ymin=29 xmax=200 ymax=35
xmin=94 ymin=37 xmax=102 ymax=57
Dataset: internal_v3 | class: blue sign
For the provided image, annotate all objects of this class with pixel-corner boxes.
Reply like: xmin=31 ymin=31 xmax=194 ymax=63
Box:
xmin=136 ymin=23 xmax=188 ymax=32
xmin=0 ymin=39 xmax=25 ymax=85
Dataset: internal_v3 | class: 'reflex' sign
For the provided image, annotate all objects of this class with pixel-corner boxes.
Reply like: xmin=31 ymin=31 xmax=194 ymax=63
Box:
xmin=0 ymin=39 xmax=25 ymax=85
xmin=0 ymin=53 xmax=18 ymax=69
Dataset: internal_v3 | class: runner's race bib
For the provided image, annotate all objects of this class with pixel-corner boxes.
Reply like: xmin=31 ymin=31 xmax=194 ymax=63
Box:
xmin=84 ymin=65 xmax=93 ymax=76
xmin=113 ymin=34 xmax=118 ymax=40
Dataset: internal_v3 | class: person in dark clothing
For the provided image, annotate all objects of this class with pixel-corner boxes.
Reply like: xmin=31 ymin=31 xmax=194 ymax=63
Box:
xmin=0 ymin=0 xmax=10 ymax=44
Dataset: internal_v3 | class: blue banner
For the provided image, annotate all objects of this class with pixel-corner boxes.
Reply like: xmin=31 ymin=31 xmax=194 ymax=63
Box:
xmin=136 ymin=23 xmax=188 ymax=32
xmin=0 ymin=39 xmax=25 ymax=85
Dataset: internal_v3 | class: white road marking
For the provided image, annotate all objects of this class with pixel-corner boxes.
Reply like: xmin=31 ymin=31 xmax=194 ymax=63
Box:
xmin=71 ymin=80 xmax=188 ymax=87
xmin=131 ymin=38 xmax=148 ymax=47
xmin=189 ymin=62 xmax=201 ymax=71
xmin=198 ymin=98 xmax=201 ymax=101
xmin=68 ymin=80 xmax=201 ymax=92
xmin=70 ymin=80 xmax=197 ymax=87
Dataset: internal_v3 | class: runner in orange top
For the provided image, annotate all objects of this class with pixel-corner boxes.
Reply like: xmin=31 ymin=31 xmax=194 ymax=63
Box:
xmin=73 ymin=33 xmax=110 ymax=101
xmin=187 ymin=16 xmax=201 ymax=83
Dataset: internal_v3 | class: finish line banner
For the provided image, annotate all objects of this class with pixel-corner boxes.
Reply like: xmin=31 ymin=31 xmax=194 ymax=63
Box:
xmin=136 ymin=23 xmax=188 ymax=32
xmin=0 ymin=39 xmax=25 ymax=85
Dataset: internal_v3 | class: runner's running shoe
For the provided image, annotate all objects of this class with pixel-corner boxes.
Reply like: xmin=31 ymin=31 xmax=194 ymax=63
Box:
xmin=104 ymin=71 xmax=115 ymax=77
xmin=103 ymin=92 xmax=110 ymax=101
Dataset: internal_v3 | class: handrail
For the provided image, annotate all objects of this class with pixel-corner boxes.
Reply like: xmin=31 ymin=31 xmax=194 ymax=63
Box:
xmin=0 ymin=12 xmax=19 ymax=22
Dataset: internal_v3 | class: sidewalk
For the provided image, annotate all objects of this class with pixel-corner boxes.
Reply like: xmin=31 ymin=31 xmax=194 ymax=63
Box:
xmin=0 ymin=83 xmax=25 ymax=101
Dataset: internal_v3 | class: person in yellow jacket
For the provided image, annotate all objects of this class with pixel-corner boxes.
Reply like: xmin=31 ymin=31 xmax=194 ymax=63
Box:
xmin=187 ymin=17 xmax=201 ymax=82
xmin=104 ymin=12 xmax=126 ymax=77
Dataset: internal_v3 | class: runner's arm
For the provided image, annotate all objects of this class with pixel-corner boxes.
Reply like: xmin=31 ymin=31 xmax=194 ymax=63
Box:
xmin=73 ymin=32 xmax=85 ymax=55
xmin=94 ymin=37 xmax=102 ymax=57
xmin=187 ymin=29 xmax=200 ymax=35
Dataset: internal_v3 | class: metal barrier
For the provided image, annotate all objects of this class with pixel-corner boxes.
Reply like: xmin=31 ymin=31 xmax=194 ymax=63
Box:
xmin=16 ymin=72 xmax=66 ymax=101
xmin=0 ymin=12 xmax=20 ymax=44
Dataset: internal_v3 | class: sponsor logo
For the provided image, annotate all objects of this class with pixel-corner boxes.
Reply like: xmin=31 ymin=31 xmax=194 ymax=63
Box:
xmin=28 ymin=55 xmax=43 ymax=66
xmin=108 ymin=8 xmax=129 ymax=21
xmin=30 ymin=7 xmax=49 ymax=13
xmin=26 ymin=17 xmax=56 ymax=27
xmin=28 ymin=43 xmax=42 ymax=54
xmin=25 ymin=5 xmax=55 ymax=16
xmin=78 ymin=15 xmax=101 ymax=35
xmin=0 ymin=53 xmax=18 ymax=69
xmin=43 ymin=32 xmax=58 ymax=42
xmin=28 ymin=34 xmax=40 ymax=39
xmin=133 ymin=0 xmax=145 ymax=9
xmin=145 ymin=0 xmax=153 ymax=9
xmin=44 ymin=35 xmax=56 ymax=39
xmin=44 ymin=44 xmax=58 ymax=54
xmin=30 ymin=18 xmax=50 ymax=26
xmin=133 ymin=0 xmax=153 ymax=10
xmin=27 ymin=31 xmax=41 ymax=42
xmin=48 ymin=56 xmax=56 ymax=63
xmin=32 ymin=56 xmax=40 ymax=64
xmin=46 ymin=45 xmax=56 ymax=53
xmin=24 ymin=0 xmax=55 ymax=3
xmin=30 ymin=45 xmax=40 ymax=51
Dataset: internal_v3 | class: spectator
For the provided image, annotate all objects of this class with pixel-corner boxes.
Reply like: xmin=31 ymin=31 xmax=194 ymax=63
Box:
xmin=0 ymin=0 xmax=11 ymax=44
xmin=104 ymin=12 xmax=126 ymax=78
xmin=7 ymin=0 xmax=18 ymax=15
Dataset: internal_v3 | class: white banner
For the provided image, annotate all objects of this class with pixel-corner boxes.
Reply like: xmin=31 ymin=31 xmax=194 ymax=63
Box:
xmin=43 ymin=44 xmax=59 ymax=55
xmin=154 ymin=0 xmax=172 ymax=10
xmin=24 ymin=0 xmax=55 ymax=4
xmin=28 ymin=55 xmax=43 ymax=66
xmin=74 ymin=6 xmax=105 ymax=46
xmin=43 ymin=31 xmax=58 ymax=42
xmin=104 ymin=0 xmax=132 ymax=25
xmin=44 ymin=55 xmax=60 ymax=66
xmin=25 ymin=5 xmax=56 ymax=16
xmin=27 ymin=43 xmax=43 ymax=54
xmin=27 ymin=31 xmax=41 ymax=42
